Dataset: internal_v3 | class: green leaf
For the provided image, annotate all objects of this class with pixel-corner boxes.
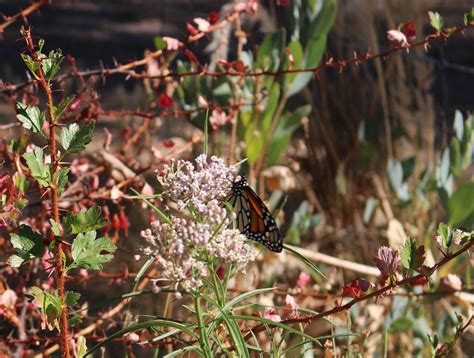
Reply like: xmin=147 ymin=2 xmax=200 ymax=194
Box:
xmin=16 ymin=102 xmax=45 ymax=133
xmin=41 ymin=49 xmax=64 ymax=81
xmin=30 ymin=287 xmax=62 ymax=330
xmin=70 ymin=231 xmax=116 ymax=270
xmin=65 ymin=291 xmax=81 ymax=306
xmin=308 ymin=0 xmax=336 ymax=38
xmin=448 ymin=181 xmax=474 ymax=228
xmin=23 ymin=147 xmax=51 ymax=187
xmin=464 ymin=8 xmax=474 ymax=26
xmin=453 ymin=110 xmax=464 ymax=140
xmin=60 ymin=120 xmax=95 ymax=154
xmin=14 ymin=174 xmax=28 ymax=193
xmin=389 ymin=317 xmax=413 ymax=333
xmin=50 ymin=219 xmax=61 ymax=236
xmin=52 ymin=95 xmax=75 ymax=120
xmin=8 ymin=224 xmax=45 ymax=267
xmin=20 ymin=53 xmax=40 ymax=79
xmin=55 ymin=167 xmax=70 ymax=195
xmin=266 ymin=104 xmax=311 ymax=166
xmin=428 ymin=11 xmax=444 ymax=32
xmin=63 ymin=206 xmax=107 ymax=235
xmin=154 ymin=36 xmax=167 ymax=50
xmin=77 ymin=336 xmax=87 ymax=358
xmin=400 ymin=237 xmax=425 ymax=271
xmin=437 ymin=223 xmax=453 ymax=248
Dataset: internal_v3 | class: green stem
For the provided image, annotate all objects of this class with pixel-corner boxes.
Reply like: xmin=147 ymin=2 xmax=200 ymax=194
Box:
xmin=194 ymin=294 xmax=212 ymax=358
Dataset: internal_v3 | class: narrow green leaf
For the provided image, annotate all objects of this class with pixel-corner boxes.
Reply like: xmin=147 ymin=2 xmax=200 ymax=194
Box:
xmin=60 ymin=120 xmax=95 ymax=154
xmin=70 ymin=231 xmax=116 ymax=270
xmin=448 ymin=181 xmax=474 ymax=227
xmin=86 ymin=319 xmax=198 ymax=356
xmin=16 ymin=102 xmax=45 ymax=133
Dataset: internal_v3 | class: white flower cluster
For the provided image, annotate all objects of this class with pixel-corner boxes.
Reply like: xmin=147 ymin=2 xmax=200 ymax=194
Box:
xmin=142 ymin=155 xmax=255 ymax=292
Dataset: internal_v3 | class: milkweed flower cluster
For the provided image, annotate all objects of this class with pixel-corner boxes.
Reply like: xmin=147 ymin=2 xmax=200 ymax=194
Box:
xmin=141 ymin=154 xmax=256 ymax=292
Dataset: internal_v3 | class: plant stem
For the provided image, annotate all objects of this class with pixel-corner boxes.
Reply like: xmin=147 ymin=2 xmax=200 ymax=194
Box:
xmin=24 ymin=28 xmax=71 ymax=358
xmin=194 ymin=294 xmax=212 ymax=358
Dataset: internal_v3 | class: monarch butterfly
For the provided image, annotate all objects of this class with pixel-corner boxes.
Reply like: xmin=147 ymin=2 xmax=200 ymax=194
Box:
xmin=228 ymin=176 xmax=283 ymax=253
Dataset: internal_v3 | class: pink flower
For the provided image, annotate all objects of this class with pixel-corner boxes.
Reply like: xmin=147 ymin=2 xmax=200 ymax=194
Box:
xmin=296 ymin=272 xmax=310 ymax=289
xmin=373 ymin=246 xmax=401 ymax=276
xmin=198 ymin=95 xmax=209 ymax=108
xmin=387 ymin=30 xmax=409 ymax=47
xmin=194 ymin=18 xmax=210 ymax=32
xmin=209 ymin=109 xmax=229 ymax=128
xmin=263 ymin=309 xmax=281 ymax=322
xmin=440 ymin=274 xmax=462 ymax=292
xmin=163 ymin=36 xmax=179 ymax=51
xmin=285 ymin=294 xmax=298 ymax=310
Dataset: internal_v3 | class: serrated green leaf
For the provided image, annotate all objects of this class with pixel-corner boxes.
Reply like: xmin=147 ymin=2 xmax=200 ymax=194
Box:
xmin=400 ymin=237 xmax=425 ymax=271
xmin=16 ymin=102 xmax=45 ymax=133
xmin=428 ymin=11 xmax=444 ymax=32
xmin=41 ymin=49 xmax=64 ymax=81
xmin=70 ymin=231 xmax=116 ymax=270
xmin=20 ymin=53 xmax=40 ymax=79
xmin=55 ymin=167 xmax=70 ymax=195
xmin=23 ymin=147 xmax=51 ymax=187
xmin=8 ymin=224 xmax=45 ymax=267
xmin=30 ymin=287 xmax=62 ymax=330
xmin=62 ymin=206 xmax=107 ymax=235
xmin=60 ymin=121 xmax=95 ymax=154
xmin=50 ymin=219 xmax=61 ymax=236
xmin=52 ymin=95 xmax=75 ymax=120
xmin=65 ymin=291 xmax=81 ymax=306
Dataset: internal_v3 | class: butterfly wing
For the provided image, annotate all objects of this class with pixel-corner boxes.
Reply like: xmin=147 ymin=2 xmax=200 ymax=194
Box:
xmin=229 ymin=183 xmax=283 ymax=253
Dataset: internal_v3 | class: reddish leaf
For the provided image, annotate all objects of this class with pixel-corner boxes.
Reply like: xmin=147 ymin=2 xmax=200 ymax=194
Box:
xmin=341 ymin=278 xmax=374 ymax=298
xmin=0 ymin=173 xmax=10 ymax=195
xmin=232 ymin=59 xmax=247 ymax=73
xmin=67 ymin=96 xmax=82 ymax=112
xmin=401 ymin=20 xmax=416 ymax=42
xmin=216 ymin=263 xmax=227 ymax=279
xmin=186 ymin=22 xmax=199 ymax=35
xmin=207 ymin=11 xmax=220 ymax=24
xmin=159 ymin=92 xmax=174 ymax=108
xmin=66 ymin=54 xmax=76 ymax=67
xmin=409 ymin=276 xmax=428 ymax=287
xmin=276 ymin=0 xmax=290 ymax=6
xmin=119 ymin=210 xmax=129 ymax=232
xmin=184 ymin=49 xmax=201 ymax=66
xmin=163 ymin=139 xmax=175 ymax=148
xmin=112 ymin=213 xmax=120 ymax=231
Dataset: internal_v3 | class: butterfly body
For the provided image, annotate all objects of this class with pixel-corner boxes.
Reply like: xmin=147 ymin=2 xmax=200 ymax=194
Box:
xmin=228 ymin=177 xmax=283 ymax=253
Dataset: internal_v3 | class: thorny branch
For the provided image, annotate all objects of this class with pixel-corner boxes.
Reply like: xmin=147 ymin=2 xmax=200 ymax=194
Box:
xmin=240 ymin=239 xmax=474 ymax=346
xmin=0 ymin=0 xmax=49 ymax=37
xmin=1 ymin=22 xmax=473 ymax=95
